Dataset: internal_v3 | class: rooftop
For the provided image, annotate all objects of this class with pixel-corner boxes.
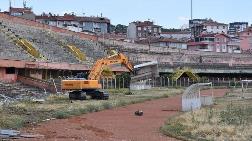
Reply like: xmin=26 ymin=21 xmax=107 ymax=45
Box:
xmin=36 ymin=13 xmax=110 ymax=23
xmin=202 ymin=20 xmax=227 ymax=26
xmin=133 ymin=21 xmax=161 ymax=27
xmin=159 ymin=38 xmax=186 ymax=43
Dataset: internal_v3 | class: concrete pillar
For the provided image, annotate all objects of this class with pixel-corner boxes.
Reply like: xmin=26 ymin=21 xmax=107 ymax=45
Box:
xmin=102 ymin=78 xmax=105 ymax=89
xmin=45 ymin=69 xmax=48 ymax=80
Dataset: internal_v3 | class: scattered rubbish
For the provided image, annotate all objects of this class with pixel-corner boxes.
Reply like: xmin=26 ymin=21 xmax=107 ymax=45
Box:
xmin=0 ymin=94 xmax=15 ymax=106
xmin=42 ymin=118 xmax=56 ymax=122
xmin=0 ymin=129 xmax=20 ymax=139
xmin=135 ymin=110 xmax=143 ymax=116
xmin=0 ymin=129 xmax=44 ymax=139
xmin=20 ymin=133 xmax=44 ymax=138
xmin=31 ymin=99 xmax=45 ymax=104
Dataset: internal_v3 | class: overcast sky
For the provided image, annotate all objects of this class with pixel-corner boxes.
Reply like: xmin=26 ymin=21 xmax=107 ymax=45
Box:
xmin=0 ymin=0 xmax=251 ymax=28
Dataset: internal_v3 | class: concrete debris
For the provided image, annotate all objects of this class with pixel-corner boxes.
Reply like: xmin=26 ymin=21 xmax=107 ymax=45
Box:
xmin=0 ymin=129 xmax=20 ymax=139
xmin=31 ymin=99 xmax=45 ymax=104
xmin=20 ymin=134 xmax=44 ymax=138
xmin=0 ymin=94 xmax=15 ymax=106
xmin=0 ymin=129 xmax=44 ymax=139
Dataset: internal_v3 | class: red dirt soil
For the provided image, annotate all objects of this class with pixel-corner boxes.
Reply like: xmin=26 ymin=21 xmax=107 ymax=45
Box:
xmin=19 ymin=89 xmax=229 ymax=141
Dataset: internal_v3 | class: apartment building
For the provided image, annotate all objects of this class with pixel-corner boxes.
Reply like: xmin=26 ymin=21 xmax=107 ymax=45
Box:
xmin=228 ymin=22 xmax=248 ymax=37
xmin=127 ymin=21 xmax=161 ymax=41
xmin=188 ymin=33 xmax=241 ymax=53
xmin=36 ymin=13 xmax=110 ymax=34
xmin=190 ymin=19 xmax=228 ymax=37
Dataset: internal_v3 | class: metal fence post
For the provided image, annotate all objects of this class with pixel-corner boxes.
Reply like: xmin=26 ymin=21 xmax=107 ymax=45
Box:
xmin=228 ymin=78 xmax=231 ymax=87
xmin=183 ymin=78 xmax=186 ymax=87
xmin=218 ymin=77 xmax=220 ymax=86
xmin=106 ymin=78 xmax=108 ymax=89
xmin=110 ymin=78 xmax=113 ymax=89
xmin=234 ymin=78 xmax=236 ymax=88
xmin=114 ymin=78 xmax=116 ymax=89
xmin=180 ymin=78 xmax=182 ymax=87
xmin=118 ymin=77 xmax=121 ymax=89
xmin=160 ymin=77 xmax=162 ymax=87
xmin=187 ymin=78 xmax=190 ymax=86
xmin=167 ymin=77 xmax=170 ymax=87
xmin=102 ymin=78 xmax=105 ymax=89
xmin=122 ymin=77 xmax=125 ymax=89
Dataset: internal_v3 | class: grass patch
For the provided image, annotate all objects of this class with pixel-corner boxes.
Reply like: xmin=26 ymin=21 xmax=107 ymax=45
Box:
xmin=0 ymin=88 xmax=182 ymax=129
xmin=54 ymin=111 xmax=70 ymax=119
xmin=161 ymin=88 xmax=252 ymax=141
xmin=0 ymin=115 xmax=25 ymax=129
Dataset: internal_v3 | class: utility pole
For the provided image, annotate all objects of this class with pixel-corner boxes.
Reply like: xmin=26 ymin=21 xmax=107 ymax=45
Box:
xmin=9 ymin=0 xmax=12 ymax=9
xmin=191 ymin=0 xmax=193 ymax=20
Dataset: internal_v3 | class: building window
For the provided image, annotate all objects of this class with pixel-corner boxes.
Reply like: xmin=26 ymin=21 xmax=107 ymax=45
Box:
xmin=138 ymin=27 xmax=141 ymax=31
xmin=154 ymin=28 xmax=157 ymax=33
xmin=144 ymin=27 xmax=147 ymax=31
xmin=217 ymin=26 xmax=219 ymax=29
xmin=223 ymin=26 xmax=226 ymax=29
xmin=138 ymin=33 xmax=142 ymax=37
xmin=6 ymin=67 xmax=15 ymax=74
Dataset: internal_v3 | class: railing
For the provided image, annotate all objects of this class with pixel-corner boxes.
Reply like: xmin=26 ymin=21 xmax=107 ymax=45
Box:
xmin=0 ymin=25 xmax=45 ymax=60
xmin=15 ymin=39 xmax=44 ymax=59
xmin=47 ymin=31 xmax=86 ymax=62
xmin=66 ymin=45 xmax=86 ymax=61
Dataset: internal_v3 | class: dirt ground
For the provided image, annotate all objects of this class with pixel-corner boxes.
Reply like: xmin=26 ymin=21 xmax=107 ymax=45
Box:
xmin=19 ymin=89 xmax=229 ymax=141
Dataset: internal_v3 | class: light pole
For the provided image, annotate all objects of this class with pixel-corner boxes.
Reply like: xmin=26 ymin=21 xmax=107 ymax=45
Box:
xmin=191 ymin=0 xmax=193 ymax=20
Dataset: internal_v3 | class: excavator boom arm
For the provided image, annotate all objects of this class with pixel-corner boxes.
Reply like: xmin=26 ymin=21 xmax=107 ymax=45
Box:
xmin=88 ymin=53 xmax=133 ymax=80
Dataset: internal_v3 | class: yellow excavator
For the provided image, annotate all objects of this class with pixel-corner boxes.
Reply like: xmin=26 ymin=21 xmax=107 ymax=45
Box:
xmin=61 ymin=52 xmax=134 ymax=100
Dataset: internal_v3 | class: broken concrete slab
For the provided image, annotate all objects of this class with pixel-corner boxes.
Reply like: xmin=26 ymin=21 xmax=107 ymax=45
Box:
xmin=20 ymin=134 xmax=44 ymax=138
xmin=0 ymin=129 xmax=20 ymax=136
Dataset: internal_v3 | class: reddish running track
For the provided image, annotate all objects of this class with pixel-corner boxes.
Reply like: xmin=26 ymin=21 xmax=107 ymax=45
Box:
xmin=20 ymin=89 xmax=229 ymax=141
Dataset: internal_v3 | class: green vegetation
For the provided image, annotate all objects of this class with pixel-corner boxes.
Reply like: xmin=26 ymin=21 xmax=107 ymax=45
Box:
xmin=0 ymin=88 xmax=182 ymax=129
xmin=161 ymin=89 xmax=252 ymax=141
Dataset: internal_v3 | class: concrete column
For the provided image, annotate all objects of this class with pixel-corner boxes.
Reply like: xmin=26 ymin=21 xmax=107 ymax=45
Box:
xmin=45 ymin=69 xmax=48 ymax=80
xmin=102 ymin=78 xmax=105 ymax=89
